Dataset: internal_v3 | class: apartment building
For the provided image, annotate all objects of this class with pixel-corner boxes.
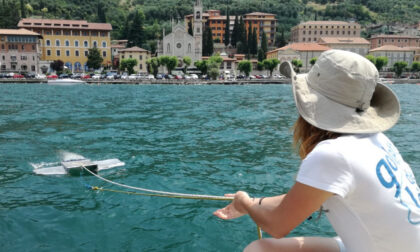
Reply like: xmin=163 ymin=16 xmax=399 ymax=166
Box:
xmin=369 ymin=45 xmax=416 ymax=70
xmin=119 ymin=47 xmax=151 ymax=73
xmin=0 ymin=28 xmax=42 ymax=73
xmin=185 ymin=10 xmax=277 ymax=45
xmin=369 ymin=34 xmax=420 ymax=49
xmin=291 ymin=21 xmax=361 ymax=43
xmin=267 ymin=43 xmax=330 ymax=72
xmin=18 ymin=18 xmax=112 ymax=72
xmin=318 ymin=37 xmax=370 ymax=56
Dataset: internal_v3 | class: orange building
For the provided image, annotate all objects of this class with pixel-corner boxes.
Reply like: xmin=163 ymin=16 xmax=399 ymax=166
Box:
xmin=185 ymin=10 xmax=277 ymax=45
xmin=369 ymin=34 xmax=420 ymax=49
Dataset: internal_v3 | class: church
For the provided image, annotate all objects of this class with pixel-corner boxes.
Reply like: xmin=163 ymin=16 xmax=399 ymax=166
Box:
xmin=157 ymin=0 xmax=203 ymax=63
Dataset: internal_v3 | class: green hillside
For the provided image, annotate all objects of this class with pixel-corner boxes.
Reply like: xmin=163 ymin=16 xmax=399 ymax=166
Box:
xmin=1 ymin=0 xmax=419 ymax=49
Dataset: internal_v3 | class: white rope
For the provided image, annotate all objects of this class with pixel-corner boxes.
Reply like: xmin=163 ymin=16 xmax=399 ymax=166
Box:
xmin=82 ymin=166 xmax=233 ymax=201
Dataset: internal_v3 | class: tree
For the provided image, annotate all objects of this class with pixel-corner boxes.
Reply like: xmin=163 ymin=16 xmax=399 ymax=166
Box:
xmin=146 ymin=57 xmax=160 ymax=76
xmin=203 ymin=26 xmax=214 ymax=56
xmin=87 ymin=47 xmax=103 ymax=70
xmin=127 ymin=8 xmax=145 ymax=47
xmin=194 ymin=60 xmax=208 ymax=75
xmin=207 ymin=55 xmax=223 ymax=80
xmin=188 ymin=20 xmax=193 ymax=36
xmin=393 ymin=61 xmax=407 ymax=78
xmin=224 ymin=8 xmax=230 ymax=46
xmin=20 ymin=0 xmax=26 ymax=18
xmin=411 ymin=61 xmax=420 ymax=73
xmin=182 ymin=56 xmax=192 ymax=74
xmin=292 ymin=59 xmax=303 ymax=73
xmin=251 ymin=28 xmax=258 ymax=55
xmin=97 ymin=0 xmax=107 ymax=23
xmin=41 ymin=7 xmax=48 ymax=19
xmin=50 ymin=60 xmax=64 ymax=73
xmin=261 ymin=30 xmax=268 ymax=56
xmin=375 ymin=56 xmax=388 ymax=72
xmin=257 ymin=48 xmax=265 ymax=62
xmin=365 ymin=54 xmax=376 ymax=64
xmin=238 ymin=60 xmax=252 ymax=77
xmin=310 ymin=57 xmax=317 ymax=66
xmin=120 ymin=58 xmax=138 ymax=75
xmin=231 ymin=15 xmax=239 ymax=47
xmin=263 ymin=58 xmax=280 ymax=77
xmin=159 ymin=56 xmax=178 ymax=74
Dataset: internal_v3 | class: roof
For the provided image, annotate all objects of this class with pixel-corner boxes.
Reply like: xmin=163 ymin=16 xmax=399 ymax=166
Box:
xmin=0 ymin=28 xmax=41 ymax=37
xmin=298 ymin=20 xmax=358 ymax=25
xmin=370 ymin=34 xmax=419 ymax=39
xmin=277 ymin=43 xmax=331 ymax=52
xmin=18 ymin=18 xmax=112 ymax=31
xmin=369 ymin=45 xmax=417 ymax=52
xmin=119 ymin=46 xmax=149 ymax=53
xmin=319 ymin=37 xmax=370 ymax=44
xmin=111 ymin=44 xmax=126 ymax=48
xmin=244 ymin=12 xmax=276 ymax=16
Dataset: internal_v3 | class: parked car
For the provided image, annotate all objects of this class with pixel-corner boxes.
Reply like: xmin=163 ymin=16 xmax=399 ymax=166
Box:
xmin=145 ymin=74 xmax=155 ymax=80
xmin=174 ymin=75 xmax=183 ymax=80
xmin=72 ymin=73 xmax=82 ymax=79
xmin=190 ymin=74 xmax=199 ymax=79
xmin=0 ymin=73 xmax=7 ymax=78
xmin=35 ymin=73 xmax=46 ymax=79
xmin=155 ymin=74 xmax=164 ymax=79
xmin=120 ymin=73 xmax=129 ymax=80
xmin=25 ymin=72 xmax=36 ymax=78
xmin=92 ymin=74 xmax=101 ymax=80
xmin=47 ymin=74 xmax=58 ymax=79
xmin=81 ymin=74 xmax=91 ymax=79
xmin=59 ymin=73 xmax=69 ymax=79
xmin=13 ymin=74 xmax=25 ymax=79
xmin=164 ymin=74 xmax=174 ymax=79
xmin=128 ymin=74 xmax=138 ymax=80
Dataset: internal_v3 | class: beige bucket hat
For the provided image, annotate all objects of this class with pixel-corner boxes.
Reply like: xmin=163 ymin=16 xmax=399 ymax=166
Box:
xmin=280 ymin=49 xmax=400 ymax=134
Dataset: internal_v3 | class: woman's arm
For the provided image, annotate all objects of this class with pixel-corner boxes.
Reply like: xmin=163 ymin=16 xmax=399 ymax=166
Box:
xmin=213 ymin=182 xmax=333 ymax=238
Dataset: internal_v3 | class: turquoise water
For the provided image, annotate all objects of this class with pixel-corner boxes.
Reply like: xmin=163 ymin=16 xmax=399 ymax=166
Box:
xmin=0 ymin=83 xmax=419 ymax=251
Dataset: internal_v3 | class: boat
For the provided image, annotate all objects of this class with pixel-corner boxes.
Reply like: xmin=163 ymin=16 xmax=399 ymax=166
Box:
xmin=47 ymin=78 xmax=86 ymax=85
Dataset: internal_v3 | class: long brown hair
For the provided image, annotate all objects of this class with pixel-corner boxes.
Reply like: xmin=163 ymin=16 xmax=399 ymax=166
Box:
xmin=293 ymin=116 xmax=341 ymax=159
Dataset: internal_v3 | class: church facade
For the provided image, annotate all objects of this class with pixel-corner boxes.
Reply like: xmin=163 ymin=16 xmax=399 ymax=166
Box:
xmin=157 ymin=0 xmax=203 ymax=63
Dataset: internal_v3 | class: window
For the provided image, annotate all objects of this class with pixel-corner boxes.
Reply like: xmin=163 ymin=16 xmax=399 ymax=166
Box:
xmin=46 ymin=40 xmax=51 ymax=46
xmin=56 ymin=50 xmax=61 ymax=56
xmin=1 ymin=44 xmax=4 ymax=50
xmin=139 ymin=55 xmax=142 ymax=60
xmin=92 ymin=32 xmax=98 ymax=36
xmin=82 ymin=31 xmax=88 ymax=36
xmin=196 ymin=27 xmax=200 ymax=33
xmin=102 ymin=51 xmax=106 ymax=57
xmin=188 ymin=43 xmax=191 ymax=53
xmin=75 ymin=40 xmax=79 ymax=47
xmin=55 ymin=31 xmax=61 ymax=35
xmin=47 ymin=50 xmax=51 ymax=56
xmin=84 ymin=41 xmax=88 ymax=47
xmin=140 ymin=64 xmax=142 ymax=70
xmin=21 ymin=56 xmax=27 ymax=60
xmin=55 ymin=40 xmax=60 ymax=46
xmin=32 ymin=45 xmax=36 ymax=50
xmin=84 ymin=50 xmax=88 ymax=56
xmin=102 ymin=41 xmax=106 ymax=48
xmin=326 ymin=31 xmax=328 ymax=35
xmin=129 ymin=55 xmax=132 ymax=58
xmin=66 ymin=50 xmax=70 ymax=56
xmin=303 ymin=31 xmax=306 ymax=35
xmin=75 ymin=50 xmax=79 ymax=57
xmin=167 ymin=43 xmax=170 ymax=52
xmin=65 ymin=40 xmax=70 ymax=46
xmin=93 ymin=41 xmax=97 ymax=48
xmin=31 ymin=65 xmax=35 ymax=71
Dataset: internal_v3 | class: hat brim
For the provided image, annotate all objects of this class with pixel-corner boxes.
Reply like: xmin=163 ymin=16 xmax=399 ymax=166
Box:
xmin=280 ymin=61 xmax=400 ymax=134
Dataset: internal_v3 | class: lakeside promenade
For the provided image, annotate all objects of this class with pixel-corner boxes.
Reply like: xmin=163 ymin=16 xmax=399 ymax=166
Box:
xmin=1 ymin=78 xmax=419 ymax=85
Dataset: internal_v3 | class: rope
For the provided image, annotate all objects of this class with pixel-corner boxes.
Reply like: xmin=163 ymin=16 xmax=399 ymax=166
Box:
xmin=81 ymin=166 xmax=263 ymax=239
xmin=81 ymin=166 xmax=233 ymax=201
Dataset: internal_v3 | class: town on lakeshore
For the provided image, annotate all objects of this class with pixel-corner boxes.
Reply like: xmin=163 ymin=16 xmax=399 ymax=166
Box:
xmin=0 ymin=0 xmax=419 ymax=83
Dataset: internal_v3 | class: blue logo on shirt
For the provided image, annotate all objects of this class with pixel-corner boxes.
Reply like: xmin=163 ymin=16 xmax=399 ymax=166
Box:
xmin=376 ymin=144 xmax=420 ymax=225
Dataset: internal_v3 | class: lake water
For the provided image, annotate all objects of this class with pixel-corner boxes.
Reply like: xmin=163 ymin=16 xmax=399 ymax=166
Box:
xmin=1 ymin=83 xmax=419 ymax=251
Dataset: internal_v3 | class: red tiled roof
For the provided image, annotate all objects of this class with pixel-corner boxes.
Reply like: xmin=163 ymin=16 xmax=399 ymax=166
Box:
xmin=119 ymin=46 xmax=149 ymax=52
xmin=18 ymin=18 xmax=112 ymax=31
xmin=0 ymin=28 xmax=41 ymax=37
xmin=319 ymin=37 xmax=369 ymax=44
xmin=245 ymin=12 xmax=276 ymax=16
xmin=279 ymin=43 xmax=331 ymax=51
xmin=299 ymin=20 xmax=357 ymax=25
xmin=111 ymin=45 xmax=126 ymax=48
xmin=369 ymin=45 xmax=417 ymax=52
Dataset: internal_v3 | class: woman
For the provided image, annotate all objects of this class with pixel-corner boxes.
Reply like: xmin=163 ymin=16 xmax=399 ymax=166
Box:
xmin=214 ymin=50 xmax=420 ymax=252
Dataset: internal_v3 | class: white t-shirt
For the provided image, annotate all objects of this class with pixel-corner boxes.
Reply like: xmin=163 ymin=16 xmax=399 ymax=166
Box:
xmin=296 ymin=133 xmax=420 ymax=252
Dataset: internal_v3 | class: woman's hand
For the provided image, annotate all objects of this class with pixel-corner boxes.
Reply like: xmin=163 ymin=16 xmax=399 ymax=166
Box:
xmin=213 ymin=191 xmax=254 ymax=220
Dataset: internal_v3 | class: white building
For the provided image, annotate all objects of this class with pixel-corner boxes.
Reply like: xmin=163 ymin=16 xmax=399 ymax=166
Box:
xmin=369 ymin=45 xmax=416 ymax=70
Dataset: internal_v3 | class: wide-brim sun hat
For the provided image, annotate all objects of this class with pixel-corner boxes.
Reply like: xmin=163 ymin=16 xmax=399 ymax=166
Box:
xmin=280 ymin=49 xmax=400 ymax=134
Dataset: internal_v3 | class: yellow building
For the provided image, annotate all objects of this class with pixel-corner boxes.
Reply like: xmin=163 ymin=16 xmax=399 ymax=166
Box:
xmin=18 ymin=18 xmax=112 ymax=72
xmin=119 ymin=47 xmax=151 ymax=73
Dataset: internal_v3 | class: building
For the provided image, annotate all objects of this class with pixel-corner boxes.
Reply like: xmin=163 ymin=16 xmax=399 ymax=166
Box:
xmin=267 ymin=43 xmax=330 ymax=72
xmin=290 ymin=21 xmax=361 ymax=43
xmin=0 ymin=28 xmax=42 ymax=73
xmin=243 ymin=12 xmax=277 ymax=45
xmin=158 ymin=0 xmax=202 ymax=64
xmin=369 ymin=34 xmax=420 ymax=49
xmin=18 ymin=18 xmax=112 ymax=72
xmin=369 ymin=45 xmax=417 ymax=70
xmin=185 ymin=10 xmax=277 ymax=46
xmin=119 ymin=46 xmax=150 ymax=73
xmin=318 ymin=37 xmax=370 ymax=56
xmin=111 ymin=40 xmax=128 ymax=69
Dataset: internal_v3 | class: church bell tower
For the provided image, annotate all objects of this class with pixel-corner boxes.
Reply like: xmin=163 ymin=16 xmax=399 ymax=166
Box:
xmin=193 ymin=0 xmax=203 ymax=59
